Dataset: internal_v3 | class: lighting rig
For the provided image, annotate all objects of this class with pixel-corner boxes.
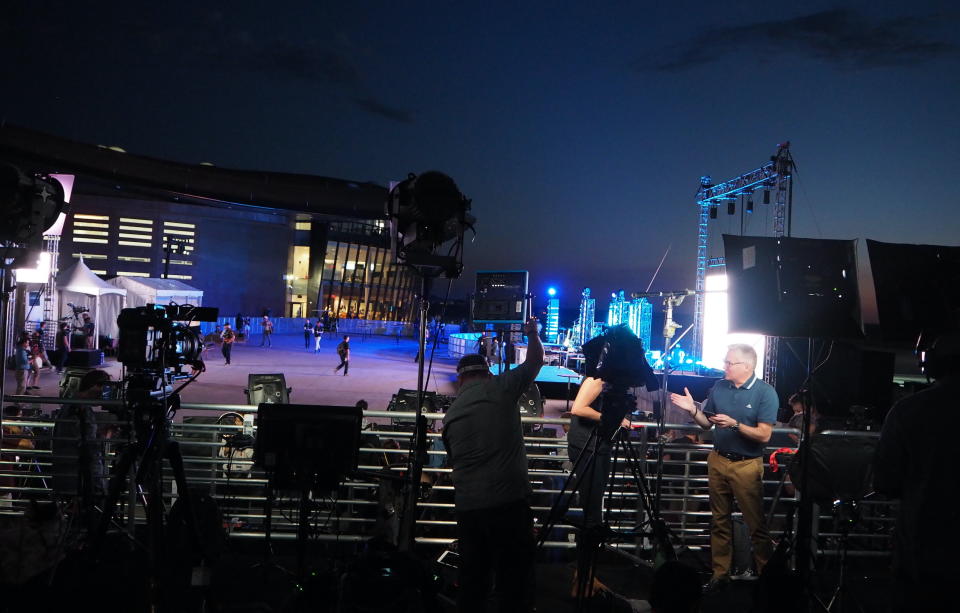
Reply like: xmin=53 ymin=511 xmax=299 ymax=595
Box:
xmin=693 ymin=142 xmax=794 ymax=384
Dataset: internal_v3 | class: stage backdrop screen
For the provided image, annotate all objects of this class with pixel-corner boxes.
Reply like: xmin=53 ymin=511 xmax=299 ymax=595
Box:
xmin=722 ymin=235 xmax=862 ymax=339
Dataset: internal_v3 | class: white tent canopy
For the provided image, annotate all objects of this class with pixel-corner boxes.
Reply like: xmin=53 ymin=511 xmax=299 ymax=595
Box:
xmin=56 ymin=258 xmax=127 ymax=348
xmin=107 ymin=277 xmax=204 ymax=309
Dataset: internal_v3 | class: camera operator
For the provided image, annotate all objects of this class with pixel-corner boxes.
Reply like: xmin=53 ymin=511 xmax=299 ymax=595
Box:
xmin=442 ymin=317 xmax=543 ymax=613
xmin=875 ymin=331 xmax=960 ymax=611
xmin=51 ymin=369 xmax=112 ymax=526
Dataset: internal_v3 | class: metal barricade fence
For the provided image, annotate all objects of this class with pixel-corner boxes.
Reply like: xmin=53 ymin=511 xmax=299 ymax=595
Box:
xmin=0 ymin=398 xmax=895 ymax=559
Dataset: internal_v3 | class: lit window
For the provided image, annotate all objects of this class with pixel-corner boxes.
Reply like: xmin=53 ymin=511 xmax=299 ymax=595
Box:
xmin=74 ymin=238 xmax=108 ymax=244
xmin=118 ymin=240 xmax=151 ymax=247
xmin=167 ymin=274 xmax=193 ymax=280
xmin=119 ymin=218 xmax=153 ymax=224
xmin=118 ymin=256 xmax=151 ymax=263
xmin=163 ymin=229 xmax=195 ymax=236
xmin=117 ymin=271 xmax=150 ymax=277
xmin=74 ymin=221 xmax=109 ymax=228
xmin=73 ymin=229 xmax=109 ymax=236
xmin=168 ymin=259 xmax=193 ymax=265
xmin=296 ymin=222 xmax=312 ymax=230
xmin=118 ymin=225 xmax=156 ymax=232
xmin=163 ymin=221 xmax=195 ymax=228
xmin=75 ymin=214 xmax=110 ymax=220
xmin=118 ymin=232 xmax=153 ymax=240
xmin=72 ymin=253 xmax=107 ymax=259
xmin=89 ymin=269 xmax=107 ymax=275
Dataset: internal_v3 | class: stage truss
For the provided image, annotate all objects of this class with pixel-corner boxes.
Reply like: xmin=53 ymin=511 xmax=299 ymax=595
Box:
xmin=692 ymin=143 xmax=794 ymax=384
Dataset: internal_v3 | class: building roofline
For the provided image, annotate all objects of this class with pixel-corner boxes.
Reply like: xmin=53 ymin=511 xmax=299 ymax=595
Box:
xmin=0 ymin=122 xmax=388 ymax=220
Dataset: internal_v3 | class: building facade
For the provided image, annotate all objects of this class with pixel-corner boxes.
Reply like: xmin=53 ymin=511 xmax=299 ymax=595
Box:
xmin=59 ymin=192 xmax=418 ymax=321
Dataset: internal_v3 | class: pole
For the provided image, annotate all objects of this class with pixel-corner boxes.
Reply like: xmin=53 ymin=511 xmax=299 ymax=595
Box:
xmin=398 ymin=274 xmax=432 ymax=552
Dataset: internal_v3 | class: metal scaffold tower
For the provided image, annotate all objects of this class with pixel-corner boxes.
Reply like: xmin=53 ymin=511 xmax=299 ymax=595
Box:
xmin=692 ymin=143 xmax=794 ymax=384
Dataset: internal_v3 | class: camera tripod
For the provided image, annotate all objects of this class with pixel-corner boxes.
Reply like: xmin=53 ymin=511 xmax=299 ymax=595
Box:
xmin=89 ymin=379 xmax=210 ymax=610
xmin=537 ymin=386 xmax=682 ymax=611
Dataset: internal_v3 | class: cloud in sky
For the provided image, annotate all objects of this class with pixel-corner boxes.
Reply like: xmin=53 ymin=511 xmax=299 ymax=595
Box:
xmin=642 ymin=9 xmax=959 ymax=72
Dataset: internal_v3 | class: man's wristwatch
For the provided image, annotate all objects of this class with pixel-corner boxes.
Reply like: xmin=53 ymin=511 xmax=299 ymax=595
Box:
xmin=731 ymin=421 xmax=740 ymax=431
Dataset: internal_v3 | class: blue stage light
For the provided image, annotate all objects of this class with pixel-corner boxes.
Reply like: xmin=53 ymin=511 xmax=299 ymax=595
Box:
xmin=547 ymin=287 xmax=557 ymax=296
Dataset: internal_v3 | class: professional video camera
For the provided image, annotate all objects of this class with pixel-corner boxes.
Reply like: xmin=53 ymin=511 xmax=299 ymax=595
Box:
xmin=116 ymin=303 xmax=218 ymax=373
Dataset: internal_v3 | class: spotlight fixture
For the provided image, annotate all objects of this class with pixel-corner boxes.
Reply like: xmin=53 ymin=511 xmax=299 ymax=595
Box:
xmin=386 ymin=171 xmax=473 ymax=278
xmin=709 ymin=205 xmax=718 ymax=219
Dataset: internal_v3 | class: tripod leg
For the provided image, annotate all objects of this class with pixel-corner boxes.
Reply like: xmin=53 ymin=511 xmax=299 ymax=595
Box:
xmin=165 ymin=440 xmax=207 ymax=559
xmin=90 ymin=442 xmax=141 ymax=556
xmin=536 ymin=427 xmax=600 ymax=549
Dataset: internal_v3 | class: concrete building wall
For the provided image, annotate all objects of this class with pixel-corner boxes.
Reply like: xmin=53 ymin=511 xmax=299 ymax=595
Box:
xmin=60 ymin=193 xmax=293 ymax=318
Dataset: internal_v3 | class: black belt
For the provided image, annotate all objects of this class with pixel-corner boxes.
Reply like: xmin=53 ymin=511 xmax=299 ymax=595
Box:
xmin=715 ymin=450 xmax=760 ymax=462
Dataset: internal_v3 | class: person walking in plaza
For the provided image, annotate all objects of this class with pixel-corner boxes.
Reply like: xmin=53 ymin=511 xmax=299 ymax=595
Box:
xmin=303 ymin=319 xmax=313 ymax=350
xmin=313 ymin=319 xmax=324 ymax=353
xmin=260 ymin=315 xmax=273 ymax=347
xmin=221 ymin=323 xmax=236 ymax=365
xmin=334 ymin=335 xmax=350 ymax=376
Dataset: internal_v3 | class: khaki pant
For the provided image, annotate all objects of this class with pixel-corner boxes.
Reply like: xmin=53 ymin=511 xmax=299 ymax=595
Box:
xmin=707 ymin=450 xmax=773 ymax=577
xmin=15 ymin=369 xmax=27 ymax=395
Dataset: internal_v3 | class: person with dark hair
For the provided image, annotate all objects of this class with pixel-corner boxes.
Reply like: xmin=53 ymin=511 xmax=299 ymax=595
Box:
xmin=334 ymin=335 xmax=350 ymax=375
xmin=56 ymin=322 xmax=71 ymax=373
xmin=671 ymin=343 xmax=778 ymax=592
xmin=303 ymin=319 xmax=313 ymax=349
xmin=260 ymin=315 xmax=273 ymax=347
xmin=51 ymin=369 xmax=111 ymax=525
xmin=13 ymin=337 xmax=32 ymax=396
xmin=441 ymin=318 xmax=543 ymax=613
xmin=82 ymin=313 xmax=95 ymax=349
xmin=220 ymin=323 xmax=235 ymax=365
xmin=313 ymin=319 xmax=324 ymax=353
xmin=875 ymin=331 xmax=960 ymax=612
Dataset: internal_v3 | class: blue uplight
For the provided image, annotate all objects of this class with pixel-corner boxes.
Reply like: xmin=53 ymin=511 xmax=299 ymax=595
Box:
xmin=547 ymin=287 xmax=557 ymax=296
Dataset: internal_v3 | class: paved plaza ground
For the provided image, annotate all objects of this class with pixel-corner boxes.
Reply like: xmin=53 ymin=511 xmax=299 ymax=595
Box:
xmin=5 ymin=331 xmax=580 ymax=422
xmin=5 ymin=332 xmax=463 ymax=417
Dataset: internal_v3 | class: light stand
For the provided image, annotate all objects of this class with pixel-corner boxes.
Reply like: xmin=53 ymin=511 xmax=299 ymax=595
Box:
xmin=397 ymin=273 xmax=435 ymax=551
xmin=386 ymin=170 xmax=471 ymax=553
xmin=632 ymin=290 xmax=697 ymax=545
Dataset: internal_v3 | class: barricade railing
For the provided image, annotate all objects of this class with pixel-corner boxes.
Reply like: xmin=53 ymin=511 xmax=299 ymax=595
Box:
xmin=0 ymin=396 xmax=894 ymax=559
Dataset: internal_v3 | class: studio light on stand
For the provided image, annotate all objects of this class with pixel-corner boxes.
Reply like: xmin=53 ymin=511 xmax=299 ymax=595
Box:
xmin=385 ymin=171 xmax=473 ymax=551
xmin=0 ymin=165 xmax=68 ymax=434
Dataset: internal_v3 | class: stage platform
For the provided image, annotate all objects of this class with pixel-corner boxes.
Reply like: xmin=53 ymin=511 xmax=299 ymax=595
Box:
xmin=488 ymin=363 xmax=581 ymax=399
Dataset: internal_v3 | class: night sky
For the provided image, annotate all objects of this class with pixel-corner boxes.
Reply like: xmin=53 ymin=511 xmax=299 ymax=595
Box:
xmin=3 ymin=1 xmax=959 ymax=316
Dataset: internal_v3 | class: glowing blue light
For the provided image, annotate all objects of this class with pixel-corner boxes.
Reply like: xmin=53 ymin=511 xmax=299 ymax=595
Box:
xmin=547 ymin=287 xmax=557 ymax=296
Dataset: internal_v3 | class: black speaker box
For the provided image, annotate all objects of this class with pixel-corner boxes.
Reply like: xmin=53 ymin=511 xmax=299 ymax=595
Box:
xmin=67 ymin=349 xmax=103 ymax=367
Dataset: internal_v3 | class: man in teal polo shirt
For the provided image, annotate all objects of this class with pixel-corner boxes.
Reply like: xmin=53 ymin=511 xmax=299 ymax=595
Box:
xmin=671 ymin=343 xmax=778 ymax=591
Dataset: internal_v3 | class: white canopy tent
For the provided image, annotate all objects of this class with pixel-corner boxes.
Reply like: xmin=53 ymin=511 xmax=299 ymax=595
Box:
xmin=107 ymin=277 xmax=204 ymax=309
xmin=56 ymin=258 xmax=127 ymax=348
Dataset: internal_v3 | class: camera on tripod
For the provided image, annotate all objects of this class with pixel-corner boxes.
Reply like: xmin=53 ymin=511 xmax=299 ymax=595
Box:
xmin=116 ymin=303 xmax=218 ymax=372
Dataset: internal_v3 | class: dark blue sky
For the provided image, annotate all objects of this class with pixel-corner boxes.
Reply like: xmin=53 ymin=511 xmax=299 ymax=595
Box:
xmin=3 ymin=1 xmax=958 ymax=312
